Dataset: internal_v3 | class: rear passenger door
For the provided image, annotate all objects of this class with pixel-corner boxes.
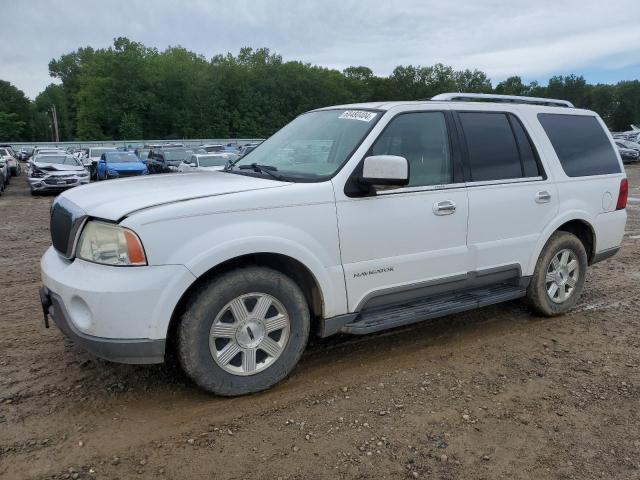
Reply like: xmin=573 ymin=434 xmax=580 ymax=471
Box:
xmin=455 ymin=110 xmax=558 ymax=279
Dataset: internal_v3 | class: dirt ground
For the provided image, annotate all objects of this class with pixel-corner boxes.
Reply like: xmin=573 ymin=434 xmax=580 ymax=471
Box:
xmin=1 ymin=167 xmax=640 ymax=480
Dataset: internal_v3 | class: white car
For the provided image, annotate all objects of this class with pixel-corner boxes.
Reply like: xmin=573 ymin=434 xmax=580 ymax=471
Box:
xmin=0 ymin=157 xmax=8 ymax=191
xmin=0 ymin=148 xmax=15 ymax=184
xmin=178 ymin=153 xmax=232 ymax=172
xmin=28 ymin=154 xmax=90 ymax=195
xmin=40 ymin=93 xmax=627 ymax=396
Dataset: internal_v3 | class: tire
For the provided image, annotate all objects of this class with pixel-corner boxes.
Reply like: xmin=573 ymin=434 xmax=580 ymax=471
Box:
xmin=527 ymin=231 xmax=588 ymax=316
xmin=178 ymin=266 xmax=311 ymax=396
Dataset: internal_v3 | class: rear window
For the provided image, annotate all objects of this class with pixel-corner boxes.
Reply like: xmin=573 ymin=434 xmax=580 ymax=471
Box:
xmin=538 ymin=114 xmax=621 ymax=177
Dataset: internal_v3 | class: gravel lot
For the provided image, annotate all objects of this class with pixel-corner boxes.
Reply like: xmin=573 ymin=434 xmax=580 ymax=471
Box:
xmin=1 ymin=167 xmax=640 ymax=480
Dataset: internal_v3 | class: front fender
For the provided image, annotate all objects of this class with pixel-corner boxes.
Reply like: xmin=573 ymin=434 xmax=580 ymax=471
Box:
xmin=185 ymin=235 xmax=346 ymax=318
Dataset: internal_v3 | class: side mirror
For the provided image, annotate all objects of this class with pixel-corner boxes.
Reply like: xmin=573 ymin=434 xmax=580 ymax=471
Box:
xmin=360 ymin=155 xmax=409 ymax=189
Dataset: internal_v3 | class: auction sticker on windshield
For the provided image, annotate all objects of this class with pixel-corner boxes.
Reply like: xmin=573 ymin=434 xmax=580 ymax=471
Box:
xmin=339 ymin=110 xmax=377 ymax=122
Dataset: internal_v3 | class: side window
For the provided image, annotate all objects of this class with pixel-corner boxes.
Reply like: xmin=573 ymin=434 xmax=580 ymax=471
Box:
xmin=508 ymin=114 xmax=541 ymax=178
xmin=371 ymin=112 xmax=452 ymax=187
xmin=538 ymin=113 xmax=621 ymax=177
xmin=459 ymin=112 xmax=523 ymax=181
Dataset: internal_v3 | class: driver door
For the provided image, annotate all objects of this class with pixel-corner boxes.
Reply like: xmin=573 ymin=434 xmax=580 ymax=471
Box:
xmin=335 ymin=110 xmax=470 ymax=311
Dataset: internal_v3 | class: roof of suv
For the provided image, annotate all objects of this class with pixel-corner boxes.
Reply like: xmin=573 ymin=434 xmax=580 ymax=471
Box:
xmin=315 ymin=93 xmax=592 ymax=115
xmin=317 ymin=100 xmax=596 ymax=113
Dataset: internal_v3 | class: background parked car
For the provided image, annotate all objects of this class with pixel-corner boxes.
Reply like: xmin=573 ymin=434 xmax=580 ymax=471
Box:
xmin=177 ymin=153 xmax=229 ymax=172
xmin=238 ymin=144 xmax=258 ymax=158
xmin=615 ymin=139 xmax=640 ymax=153
xmin=0 ymin=148 xmax=15 ymax=183
xmin=96 ymin=151 xmax=148 ymax=180
xmin=86 ymin=147 xmax=118 ymax=180
xmin=0 ymin=156 xmax=8 ymax=191
xmin=146 ymin=147 xmax=193 ymax=173
xmin=200 ymin=144 xmax=225 ymax=153
xmin=18 ymin=146 xmax=34 ymax=161
xmin=617 ymin=146 xmax=639 ymax=164
xmin=28 ymin=154 xmax=90 ymax=195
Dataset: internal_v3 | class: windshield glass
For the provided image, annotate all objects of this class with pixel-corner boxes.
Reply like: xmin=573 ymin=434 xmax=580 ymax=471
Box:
xmin=36 ymin=155 xmax=80 ymax=166
xmin=91 ymin=148 xmax=115 ymax=158
xmin=106 ymin=152 xmax=139 ymax=163
xmin=232 ymin=109 xmax=380 ymax=179
xmin=198 ymin=155 xmax=228 ymax=167
xmin=164 ymin=149 xmax=192 ymax=161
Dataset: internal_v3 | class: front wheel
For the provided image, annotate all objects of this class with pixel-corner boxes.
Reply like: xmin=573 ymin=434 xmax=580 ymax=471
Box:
xmin=178 ymin=267 xmax=310 ymax=396
xmin=527 ymin=231 xmax=588 ymax=316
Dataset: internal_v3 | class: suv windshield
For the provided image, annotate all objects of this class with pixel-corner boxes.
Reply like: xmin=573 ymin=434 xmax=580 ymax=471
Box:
xmin=106 ymin=153 xmax=139 ymax=163
xmin=231 ymin=109 xmax=381 ymax=180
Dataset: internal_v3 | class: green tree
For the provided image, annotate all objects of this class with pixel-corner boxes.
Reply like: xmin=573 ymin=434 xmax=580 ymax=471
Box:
xmin=0 ymin=80 xmax=31 ymax=140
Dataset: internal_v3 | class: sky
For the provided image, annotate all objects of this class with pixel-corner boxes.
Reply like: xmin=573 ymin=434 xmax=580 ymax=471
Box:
xmin=1 ymin=0 xmax=639 ymax=99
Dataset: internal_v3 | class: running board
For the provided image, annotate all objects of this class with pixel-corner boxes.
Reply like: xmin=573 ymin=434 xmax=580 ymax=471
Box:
xmin=341 ymin=284 xmax=526 ymax=335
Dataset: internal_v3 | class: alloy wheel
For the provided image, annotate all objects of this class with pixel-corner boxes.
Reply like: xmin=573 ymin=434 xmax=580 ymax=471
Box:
xmin=209 ymin=293 xmax=290 ymax=376
xmin=545 ymin=248 xmax=579 ymax=304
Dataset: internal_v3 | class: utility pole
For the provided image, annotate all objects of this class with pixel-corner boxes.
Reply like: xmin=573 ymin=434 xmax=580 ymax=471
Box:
xmin=50 ymin=105 xmax=60 ymax=143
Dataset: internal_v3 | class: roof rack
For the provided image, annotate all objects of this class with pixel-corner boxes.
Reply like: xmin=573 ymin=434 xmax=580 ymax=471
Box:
xmin=431 ymin=92 xmax=574 ymax=108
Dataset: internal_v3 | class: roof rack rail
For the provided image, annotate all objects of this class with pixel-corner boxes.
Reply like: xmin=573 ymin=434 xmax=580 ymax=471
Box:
xmin=431 ymin=92 xmax=574 ymax=108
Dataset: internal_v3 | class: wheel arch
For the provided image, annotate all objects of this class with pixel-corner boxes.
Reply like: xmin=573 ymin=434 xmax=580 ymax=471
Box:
xmin=527 ymin=212 xmax=597 ymax=275
xmin=165 ymin=252 xmax=326 ymax=357
xmin=556 ymin=219 xmax=596 ymax=264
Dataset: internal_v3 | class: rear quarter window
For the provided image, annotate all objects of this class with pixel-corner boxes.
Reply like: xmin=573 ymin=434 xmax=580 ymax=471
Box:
xmin=538 ymin=113 xmax=621 ymax=177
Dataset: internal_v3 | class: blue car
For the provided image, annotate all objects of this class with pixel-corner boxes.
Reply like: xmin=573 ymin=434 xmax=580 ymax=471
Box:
xmin=97 ymin=151 xmax=148 ymax=180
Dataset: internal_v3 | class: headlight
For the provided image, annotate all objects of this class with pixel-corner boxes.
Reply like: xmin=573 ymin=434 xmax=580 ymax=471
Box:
xmin=30 ymin=168 xmax=45 ymax=178
xmin=168 ymin=165 xmax=178 ymax=171
xmin=76 ymin=221 xmax=147 ymax=266
xmin=78 ymin=171 xmax=88 ymax=177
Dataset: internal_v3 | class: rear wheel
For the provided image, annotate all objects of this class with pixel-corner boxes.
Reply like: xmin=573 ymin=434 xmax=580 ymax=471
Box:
xmin=527 ymin=231 xmax=588 ymax=316
xmin=178 ymin=267 xmax=310 ymax=396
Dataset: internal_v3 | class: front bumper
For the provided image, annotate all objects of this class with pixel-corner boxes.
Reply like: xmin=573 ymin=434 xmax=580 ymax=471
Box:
xmin=40 ymin=286 xmax=166 ymax=364
xmin=29 ymin=176 xmax=90 ymax=191
xmin=40 ymin=247 xmax=197 ymax=362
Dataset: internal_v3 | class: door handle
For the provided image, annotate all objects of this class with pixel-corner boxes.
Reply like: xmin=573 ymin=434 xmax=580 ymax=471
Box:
xmin=433 ymin=200 xmax=456 ymax=215
xmin=536 ymin=190 xmax=551 ymax=203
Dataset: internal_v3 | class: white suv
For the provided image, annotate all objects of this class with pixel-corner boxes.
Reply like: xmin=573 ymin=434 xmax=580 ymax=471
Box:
xmin=40 ymin=93 xmax=628 ymax=396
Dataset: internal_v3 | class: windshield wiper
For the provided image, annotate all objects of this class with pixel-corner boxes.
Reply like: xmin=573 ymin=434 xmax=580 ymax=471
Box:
xmin=237 ymin=163 xmax=285 ymax=181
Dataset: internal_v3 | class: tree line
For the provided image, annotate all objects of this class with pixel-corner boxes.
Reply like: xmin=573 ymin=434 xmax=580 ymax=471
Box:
xmin=1 ymin=37 xmax=639 ymax=142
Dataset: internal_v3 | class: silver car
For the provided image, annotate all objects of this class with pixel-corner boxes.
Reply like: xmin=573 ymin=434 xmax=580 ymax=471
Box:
xmin=28 ymin=154 xmax=90 ymax=195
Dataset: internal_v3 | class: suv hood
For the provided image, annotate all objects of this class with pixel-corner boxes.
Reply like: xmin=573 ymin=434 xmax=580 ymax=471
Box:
xmin=34 ymin=162 xmax=85 ymax=172
xmin=59 ymin=171 xmax=288 ymax=220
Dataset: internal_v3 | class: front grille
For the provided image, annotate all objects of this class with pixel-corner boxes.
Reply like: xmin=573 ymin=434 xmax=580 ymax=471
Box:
xmin=50 ymin=197 xmax=87 ymax=259
xmin=44 ymin=178 xmax=78 ymax=185
xmin=117 ymin=171 xmax=142 ymax=178
xmin=48 ymin=173 xmax=74 ymax=178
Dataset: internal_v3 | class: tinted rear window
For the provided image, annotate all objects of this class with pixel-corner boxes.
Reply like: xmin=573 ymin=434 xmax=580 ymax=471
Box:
xmin=538 ymin=114 xmax=620 ymax=177
xmin=459 ymin=112 xmax=523 ymax=181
